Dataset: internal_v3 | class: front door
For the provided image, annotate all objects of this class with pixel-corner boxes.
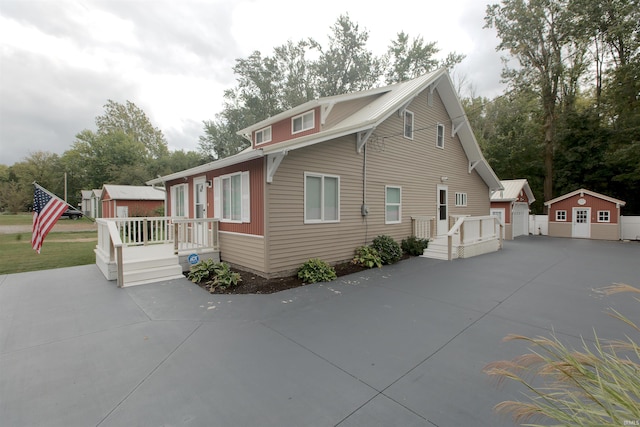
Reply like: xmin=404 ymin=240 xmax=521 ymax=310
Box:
xmin=572 ymin=207 xmax=590 ymax=238
xmin=193 ymin=177 xmax=207 ymax=244
xmin=437 ymin=185 xmax=448 ymax=235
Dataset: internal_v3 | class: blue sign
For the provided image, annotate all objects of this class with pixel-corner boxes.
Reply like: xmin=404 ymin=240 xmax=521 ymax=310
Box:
xmin=188 ymin=253 xmax=200 ymax=265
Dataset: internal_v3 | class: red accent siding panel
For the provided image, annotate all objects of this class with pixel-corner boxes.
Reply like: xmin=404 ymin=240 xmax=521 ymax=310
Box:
xmin=253 ymin=107 xmax=321 ymax=148
xmin=491 ymin=201 xmax=512 ymax=223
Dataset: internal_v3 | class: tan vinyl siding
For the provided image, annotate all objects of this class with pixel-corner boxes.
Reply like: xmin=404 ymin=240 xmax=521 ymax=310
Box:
xmin=590 ymin=224 xmax=620 ymax=240
xmin=265 ymin=88 xmax=490 ymax=275
xmin=219 ymin=232 xmax=266 ymax=273
xmin=548 ymin=222 xmax=572 ymax=238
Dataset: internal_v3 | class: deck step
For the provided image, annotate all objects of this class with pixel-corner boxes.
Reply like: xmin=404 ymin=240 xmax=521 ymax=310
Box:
xmin=420 ymin=237 xmax=458 ymax=260
xmin=122 ymin=263 xmax=184 ymax=287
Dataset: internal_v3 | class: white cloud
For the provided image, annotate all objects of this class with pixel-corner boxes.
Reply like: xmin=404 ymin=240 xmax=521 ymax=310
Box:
xmin=0 ymin=0 xmax=505 ymax=166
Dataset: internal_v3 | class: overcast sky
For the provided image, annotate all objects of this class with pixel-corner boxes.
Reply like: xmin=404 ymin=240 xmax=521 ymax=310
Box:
xmin=0 ymin=0 xmax=505 ymax=166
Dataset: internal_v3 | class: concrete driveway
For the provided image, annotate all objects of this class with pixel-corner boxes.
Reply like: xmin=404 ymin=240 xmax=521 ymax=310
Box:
xmin=1 ymin=236 xmax=638 ymax=426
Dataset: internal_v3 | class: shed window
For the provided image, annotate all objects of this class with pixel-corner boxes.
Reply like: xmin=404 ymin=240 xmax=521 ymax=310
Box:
xmin=556 ymin=210 xmax=567 ymax=221
xmin=598 ymin=210 xmax=610 ymax=222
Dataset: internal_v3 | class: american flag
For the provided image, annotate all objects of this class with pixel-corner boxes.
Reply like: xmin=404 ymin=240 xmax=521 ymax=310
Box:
xmin=32 ymin=185 xmax=68 ymax=253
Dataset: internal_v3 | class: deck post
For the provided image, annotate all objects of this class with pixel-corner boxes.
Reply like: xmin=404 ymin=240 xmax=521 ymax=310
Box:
xmin=116 ymin=246 xmax=124 ymax=288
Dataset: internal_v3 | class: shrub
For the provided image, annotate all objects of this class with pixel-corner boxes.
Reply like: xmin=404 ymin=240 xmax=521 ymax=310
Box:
xmin=187 ymin=258 xmax=217 ymax=283
xmin=484 ymin=283 xmax=640 ymax=425
xmin=371 ymin=235 xmax=402 ymax=264
xmin=297 ymin=258 xmax=337 ymax=284
xmin=187 ymin=259 xmax=241 ymax=292
xmin=352 ymin=246 xmax=382 ymax=269
xmin=401 ymin=236 xmax=429 ymax=256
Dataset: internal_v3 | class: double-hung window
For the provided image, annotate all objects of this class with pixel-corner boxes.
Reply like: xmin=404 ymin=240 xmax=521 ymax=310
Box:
xmin=404 ymin=110 xmax=414 ymax=139
xmin=436 ymin=123 xmax=445 ymax=148
xmin=292 ymin=111 xmax=314 ymax=134
xmin=304 ymin=173 xmax=339 ymax=223
xmin=556 ymin=210 xmax=567 ymax=221
xmin=385 ymin=186 xmax=401 ymax=224
xmin=255 ymin=126 xmax=272 ymax=145
xmin=213 ymin=172 xmax=250 ymax=223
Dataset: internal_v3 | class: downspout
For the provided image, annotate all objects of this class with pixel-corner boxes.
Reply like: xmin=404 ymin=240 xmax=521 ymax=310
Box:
xmin=362 ymin=143 xmax=368 ymax=245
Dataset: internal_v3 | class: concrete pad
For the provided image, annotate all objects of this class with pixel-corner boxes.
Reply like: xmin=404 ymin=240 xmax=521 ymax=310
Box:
xmin=265 ymin=284 xmax=485 ymax=391
xmin=0 ymin=320 xmax=199 ymax=427
xmin=0 ymin=266 xmax=149 ymax=353
xmin=98 ymin=322 xmax=377 ymax=427
xmin=337 ymin=394 xmax=431 ymax=426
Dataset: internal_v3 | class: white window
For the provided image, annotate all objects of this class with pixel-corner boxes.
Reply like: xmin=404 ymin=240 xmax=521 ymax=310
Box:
xmin=304 ymin=173 xmax=339 ymax=223
xmin=292 ymin=111 xmax=314 ymax=134
xmin=556 ymin=210 xmax=567 ymax=221
xmin=436 ymin=123 xmax=445 ymax=148
xmin=598 ymin=210 xmax=610 ymax=222
xmin=455 ymin=192 xmax=467 ymax=207
xmin=213 ymin=172 xmax=250 ymax=223
xmin=255 ymin=126 xmax=272 ymax=145
xmin=385 ymin=186 xmax=401 ymax=224
xmin=171 ymin=184 xmax=188 ymax=217
xmin=404 ymin=110 xmax=414 ymax=139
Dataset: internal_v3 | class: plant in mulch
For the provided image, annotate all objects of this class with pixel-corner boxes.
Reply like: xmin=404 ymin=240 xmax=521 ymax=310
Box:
xmin=352 ymin=245 xmax=382 ymax=269
xmin=484 ymin=283 xmax=640 ymax=426
xmin=188 ymin=259 xmax=242 ymax=293
xmin=401 ymin=235 xmax=429 ymax=256
xmin=371 ymin=235 xmax=403 ymax=264
xmin=297 ymin=258 xmax=337 ymax=284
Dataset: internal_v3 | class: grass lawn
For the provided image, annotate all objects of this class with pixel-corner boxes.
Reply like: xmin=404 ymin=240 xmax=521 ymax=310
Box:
xmin=0 ymin=214 xmax=97 ymax=275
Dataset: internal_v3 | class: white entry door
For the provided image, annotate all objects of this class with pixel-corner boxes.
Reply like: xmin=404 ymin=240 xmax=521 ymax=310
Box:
xmin=193 ymin=177 xmax=207 ymax=244
xmin=436 ymin=185 xmax=448 ymax=235
xmin=512 ymin=202 xmax=529 ymax=237
xmin=572 ymin=207 xmax=590 ymax=238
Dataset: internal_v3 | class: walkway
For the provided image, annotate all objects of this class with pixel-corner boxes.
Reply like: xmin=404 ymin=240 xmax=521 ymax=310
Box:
xmin=1 ymin=237 xmax=638 ymax=426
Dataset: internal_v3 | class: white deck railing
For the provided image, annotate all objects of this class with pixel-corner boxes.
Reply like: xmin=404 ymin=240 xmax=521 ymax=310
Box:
xmin=447 ymin=215 xmax=504 ymax=260
xmin=412 ymin=216 xmax=436 ymax=240
xmin=96 ymin=217 xmax=219 ymax=286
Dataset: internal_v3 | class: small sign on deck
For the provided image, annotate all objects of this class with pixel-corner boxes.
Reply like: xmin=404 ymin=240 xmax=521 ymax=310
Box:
xmin=188 ymin=253 xmax=200 ymax=265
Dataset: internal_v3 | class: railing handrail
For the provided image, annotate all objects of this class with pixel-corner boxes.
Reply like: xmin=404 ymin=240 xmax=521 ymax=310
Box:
xmin=446 ymin=215 xmax=504 ymax=261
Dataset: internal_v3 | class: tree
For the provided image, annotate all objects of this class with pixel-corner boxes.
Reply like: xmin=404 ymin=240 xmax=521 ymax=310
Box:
xmin=485 ymin=0 xmax=587 ymax=207
xmin=312 ymin=14 xmax=383 ymax=97
xmin=96 ymin=100 xmax=169 ymax=159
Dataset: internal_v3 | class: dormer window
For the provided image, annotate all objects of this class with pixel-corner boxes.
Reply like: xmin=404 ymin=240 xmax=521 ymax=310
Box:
xmin=292 ymin=111 xmax=314 ymax=134
xmin=255 ymin=126 xmax=272 ymax=145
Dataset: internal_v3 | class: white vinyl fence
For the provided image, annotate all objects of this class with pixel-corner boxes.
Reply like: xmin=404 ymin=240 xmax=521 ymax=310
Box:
xmin=528 ymin=215 xmax=640 ymax=240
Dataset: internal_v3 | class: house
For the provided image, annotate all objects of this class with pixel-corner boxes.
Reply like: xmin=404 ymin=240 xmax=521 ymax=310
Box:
xmin=146 ymin=69 xmax=502 ymax=277
xmin=101 ymin=185 xmax=165 ymax=218
xmin=490 ymin=179 xmax=535 ymax=239
xmin=545 ymin=189 xmax=626 ymax=240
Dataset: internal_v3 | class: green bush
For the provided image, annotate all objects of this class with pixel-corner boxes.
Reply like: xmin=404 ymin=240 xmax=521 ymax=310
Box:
xmin=187 ymin=259 xmax=241 ymax=292
xmin=352 ymin=246 xmax=382 ymax=268
xmin=187 ymin=258 xmax=217 ymax=283
xmin=297 ymin=258 xmax=337 ymax=284
xmin=401 ymin=236 xmax=429 ymax=256
xmin=371 ymin=235 xmax=402 ymax=264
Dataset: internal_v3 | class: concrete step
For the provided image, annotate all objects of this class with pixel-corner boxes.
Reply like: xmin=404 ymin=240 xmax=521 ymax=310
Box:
xmin=122 ymin=263 xmax=184 ymax=287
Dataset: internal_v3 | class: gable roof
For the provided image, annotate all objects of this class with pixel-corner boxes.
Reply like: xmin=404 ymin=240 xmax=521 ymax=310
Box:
xmin=102 ymin=184 xmax=165 ymax=201
xmin=148 ymin=69 xmax=501 ymax=190
xmin=544 ymin=188 xmax=626 ymax=207
xmin=491 ymin=179 xmax=535 ymax=204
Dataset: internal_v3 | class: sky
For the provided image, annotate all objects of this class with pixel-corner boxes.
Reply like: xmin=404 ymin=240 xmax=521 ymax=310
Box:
xmin=0 ymin=0 xmax=506 ymax=166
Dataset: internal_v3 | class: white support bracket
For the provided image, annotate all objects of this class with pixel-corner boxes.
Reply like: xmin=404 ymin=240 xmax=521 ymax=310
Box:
xmin=452 ymin=120 xmax=464 ymax=137
xmin=397 ymin=99 xmax=413 ymax=117
xmin=321 ymin=102 xmax=335 ymax=126
xmin=427 ymin=77 xmax=441 ymax=106
xmin=266 ymin=151 xmax=287 ymax=183
xmin=356 ymin=128 xmax=374 ymax=153
xmin=468 ymin=160 xmax=480 ymax=174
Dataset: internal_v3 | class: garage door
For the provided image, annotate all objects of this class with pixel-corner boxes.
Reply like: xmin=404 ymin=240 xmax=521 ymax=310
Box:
xmin=512 ymin=203 xmax=529 ymax=238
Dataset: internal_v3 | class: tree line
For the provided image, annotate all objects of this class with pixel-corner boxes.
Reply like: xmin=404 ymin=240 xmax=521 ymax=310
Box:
xmin=1 ymin=3 xmax=638 ymax=214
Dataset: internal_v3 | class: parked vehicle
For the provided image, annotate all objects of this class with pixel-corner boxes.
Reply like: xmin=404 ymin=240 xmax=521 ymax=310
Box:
xmin=61 ymin=208 xmax=83 ymax=220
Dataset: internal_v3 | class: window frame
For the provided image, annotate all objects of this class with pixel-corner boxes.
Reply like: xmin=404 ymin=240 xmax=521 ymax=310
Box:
xmin=556 ymin=210 xmax=567 ymax=221
xmin=436 ymin=123 xmax=445 ymax=148
xmin=170 ymin=183 xmax=188 ymax=217
xmin=304 ymin=172 xmax=340 ymax=224
xmin=403 ymin=110 xmax=414 ymax=140
xmin=385 ymin=185 xmax=402 ymax=224
xmin=292 ymin=110 xmax=315 ymax=134
xmin=455 ymin=192 xmax=468 ymax=207
xmin=213 ymin=171 xmax=250 ymax=223
xmin=255 ymin=126 xmax=272 ymax=145
xmin=597 ymin=210 xmax=610 ymax=223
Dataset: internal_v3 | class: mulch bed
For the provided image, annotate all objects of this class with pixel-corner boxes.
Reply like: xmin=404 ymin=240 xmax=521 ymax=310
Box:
xmin=191 ymin=253 xmax=411 ymax=294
